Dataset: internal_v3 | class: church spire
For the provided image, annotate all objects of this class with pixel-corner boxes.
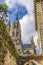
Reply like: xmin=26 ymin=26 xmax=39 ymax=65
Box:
xmin=16 ymin=13 xmax=18 ymax=21
xmin=16 ymin=13 xmax=20 ymax=28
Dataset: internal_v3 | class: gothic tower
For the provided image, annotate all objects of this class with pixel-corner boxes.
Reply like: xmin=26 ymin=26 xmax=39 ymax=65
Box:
xmin=10 ymin=14 xmax=23 ymax=54
xmin=30 ymin=36 xmax=36 ymax=54
xmin=34 ymin=0 xmax=43 ymax=55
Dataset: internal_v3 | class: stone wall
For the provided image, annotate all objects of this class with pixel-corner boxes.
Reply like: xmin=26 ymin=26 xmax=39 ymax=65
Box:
xmin=4 ymin=50 xmax=17 ymax=65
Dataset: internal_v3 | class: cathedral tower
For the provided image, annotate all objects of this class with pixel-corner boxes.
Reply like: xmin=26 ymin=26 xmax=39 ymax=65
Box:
xmin=34 ymin=0 xmax=43 ymax=55
xmin=11 ymin=14 xmax=23 ymax=54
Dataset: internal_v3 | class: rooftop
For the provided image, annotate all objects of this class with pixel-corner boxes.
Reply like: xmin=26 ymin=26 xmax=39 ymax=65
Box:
xmin=23 ymin=44 xmax=31 ymax=49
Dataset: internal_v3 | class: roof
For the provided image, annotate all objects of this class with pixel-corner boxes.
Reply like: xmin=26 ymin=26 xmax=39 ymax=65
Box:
xmin=23 ymin=44 xmax=31 ymax=49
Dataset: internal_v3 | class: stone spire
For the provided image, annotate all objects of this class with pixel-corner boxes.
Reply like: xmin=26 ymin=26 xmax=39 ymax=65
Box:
xmin=13 ymin=13 xmax=20 ymax=29
xmin=16 ymin=13 xmax=20 ymax=29
xmin=16 ymin=13 xmax=18 ymax=21
xmin=11 ymin=13 xmax=23 ymax=54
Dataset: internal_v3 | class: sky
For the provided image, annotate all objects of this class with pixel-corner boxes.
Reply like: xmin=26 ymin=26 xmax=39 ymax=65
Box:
xmin=0 ymin=0 xmax=40 ymax=54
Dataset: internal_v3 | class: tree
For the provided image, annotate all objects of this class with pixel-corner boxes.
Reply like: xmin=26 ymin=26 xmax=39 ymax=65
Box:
xmin=0 ymin=4 xmax=8 ymax=11
xmin=0 ymin=4 xmax=8 ymax=21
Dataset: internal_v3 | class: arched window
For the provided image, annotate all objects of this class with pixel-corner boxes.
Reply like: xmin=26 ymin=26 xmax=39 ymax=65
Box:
xmin=12 ymin=31 xmax=14 ymax=37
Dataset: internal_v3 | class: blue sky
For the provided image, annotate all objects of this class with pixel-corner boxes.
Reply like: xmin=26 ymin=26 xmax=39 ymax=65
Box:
xmin=0 ymin=0 xmax=4 ymax=3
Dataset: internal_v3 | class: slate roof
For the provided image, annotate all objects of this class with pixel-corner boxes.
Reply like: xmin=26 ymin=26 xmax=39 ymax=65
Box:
xmin=23 ymin=44 xmax=31 ymax=49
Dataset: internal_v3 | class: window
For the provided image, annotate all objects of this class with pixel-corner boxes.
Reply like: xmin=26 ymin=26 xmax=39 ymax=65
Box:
xmin=16 ymin=31 xmax=19 ymax=36
xmin=12 ymin=31 xmax=14 ymax=37
xmin=14 ymin=24 xmax=16 ymax=28
xmin=16 ymin=41 xmax=20 ymax=45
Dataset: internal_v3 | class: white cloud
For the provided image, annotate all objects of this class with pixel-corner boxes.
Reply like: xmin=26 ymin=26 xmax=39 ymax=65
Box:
xmin=20 ymin=14 xmax=38 ymax=44
xmin=5 ymin=0 xmax=17 ymax=9
xmin=18 ymin=0 xmax=34 ymax=14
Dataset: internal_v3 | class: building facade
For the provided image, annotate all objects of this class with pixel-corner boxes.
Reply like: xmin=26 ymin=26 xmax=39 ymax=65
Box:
xmin=34 ymin=0 xmax=43 ymax=55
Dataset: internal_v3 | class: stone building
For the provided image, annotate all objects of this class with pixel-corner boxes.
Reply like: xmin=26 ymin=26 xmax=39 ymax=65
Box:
xmin=34 ymin=0 xmax=43 ymax=65
xmin=34 ymin=0 xmax=43 ymax=55
xmin=7 ymin=14 xmax=23 ymax=54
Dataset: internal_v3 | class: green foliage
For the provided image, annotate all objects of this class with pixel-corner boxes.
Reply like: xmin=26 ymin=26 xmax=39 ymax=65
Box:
xmin=0 ymin=20 xmax=18 ymax=59
xmin=0 ymin=4 xmax=8 ymax=11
